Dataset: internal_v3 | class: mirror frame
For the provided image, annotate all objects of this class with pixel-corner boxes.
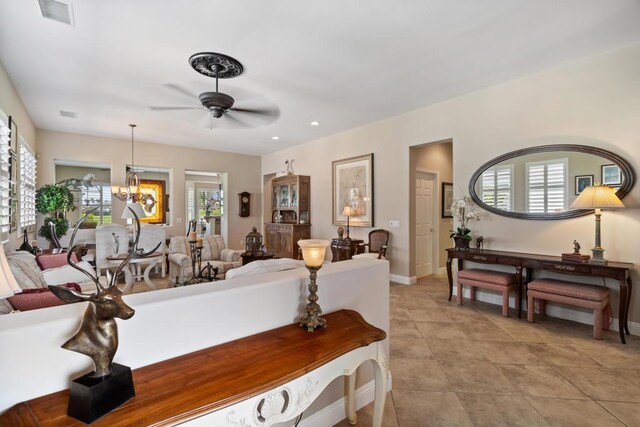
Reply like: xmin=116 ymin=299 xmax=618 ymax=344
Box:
xmin=469 ymin=144 xmax=636 ymax=220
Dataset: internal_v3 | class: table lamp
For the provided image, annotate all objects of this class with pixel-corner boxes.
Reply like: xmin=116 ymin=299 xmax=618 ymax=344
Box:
xmin=570 ymin=184 xmax=624 ymax=265
xmin=0 ymin=244 xmax=22 ymax=299
xmin=298 ymin=239 xmax=330 ymax=332
xmin=341 ymin=206 xmax=356 ymax=240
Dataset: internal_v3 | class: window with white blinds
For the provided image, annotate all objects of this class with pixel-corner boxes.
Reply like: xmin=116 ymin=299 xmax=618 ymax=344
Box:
xmin=187 ymin=187 xmax=195 ymax=221
xmin=526 ymin=159 xmax=568 ymax=213
xmin=0 ymin=115 xmax=10 ymax=242
xmin=19 ymin=139 xmax=37 ymax=231
xmin=481 ymin=164 xmax=513 ymax=211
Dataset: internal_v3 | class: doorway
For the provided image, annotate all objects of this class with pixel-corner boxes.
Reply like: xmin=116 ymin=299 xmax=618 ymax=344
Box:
xmin=415 ymin=171 xmax=437 ymax=277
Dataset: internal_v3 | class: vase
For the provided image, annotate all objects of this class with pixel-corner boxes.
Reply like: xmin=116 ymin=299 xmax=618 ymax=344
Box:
xmin=453 ymin=236 xmax=470 ymax=250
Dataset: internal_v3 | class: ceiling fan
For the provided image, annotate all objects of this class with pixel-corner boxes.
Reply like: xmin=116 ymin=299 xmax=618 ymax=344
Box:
xmin=149 ymin=52 xmax=279 ymax=129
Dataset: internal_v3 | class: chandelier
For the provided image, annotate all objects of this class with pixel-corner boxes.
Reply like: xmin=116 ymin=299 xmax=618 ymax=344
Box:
xmin=112 ymin=124 xmax=156 ymax=212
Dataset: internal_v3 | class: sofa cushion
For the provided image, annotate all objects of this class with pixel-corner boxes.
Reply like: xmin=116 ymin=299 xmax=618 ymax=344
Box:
xmin=226 ymin=259 xmax=304 ymax=280
xmin=7 ymin=283 xmax=81 ymax=312
xmin=0 ymin=299 xmax=13 ymax=315
xmin=457 ymin=268 xmax=517 ymax=286
xmin=6 ymin=252 xmax=47 ymax=289
xmin=42 ymin=261 xmax=96 ymax=286
xmin=36 ymin=252 xmax=79 ymax=270
xmin=528 ymin=279 xmax=609 ymax=302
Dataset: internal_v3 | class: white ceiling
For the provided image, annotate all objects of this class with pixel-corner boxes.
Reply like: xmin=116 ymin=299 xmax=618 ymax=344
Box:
xmin=1 ymin=1 xmax=640 ymax=156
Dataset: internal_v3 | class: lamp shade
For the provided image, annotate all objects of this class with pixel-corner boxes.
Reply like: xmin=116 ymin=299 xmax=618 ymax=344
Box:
xmin=298 ymin=239 xmax=330 ymax=267
xmin=570 ymin=185 xmax=625 ymax=209
xmin=342 ymin=206 xmax=355 ymax=217
xmin=121 ymin=203 xmax=147 ymax=220
xmin=0 ymin=244 xmax=21 ymax=298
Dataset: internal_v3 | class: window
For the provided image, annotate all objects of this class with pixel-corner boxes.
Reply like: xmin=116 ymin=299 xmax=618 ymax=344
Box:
xmin=0 ymin=113 xmax=10 ymax=242
xmin=19 ymin=138 xmax=37 ymax=232
xmin=81 ymin=184 xmax=112 ymax=225
xmin=481 ymin=164 xmax=513 ymax=211
xmin=526 ymin=158 xmax=568 ymax=213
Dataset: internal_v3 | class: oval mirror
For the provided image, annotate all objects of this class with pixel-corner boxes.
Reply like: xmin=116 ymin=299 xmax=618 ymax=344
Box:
xmin=469 ymin=144 xmax=636 ymax=220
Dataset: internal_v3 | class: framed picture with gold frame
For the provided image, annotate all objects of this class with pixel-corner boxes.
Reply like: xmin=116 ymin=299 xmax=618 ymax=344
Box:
xmin=139 ymin=179 xmax=166 ymax=224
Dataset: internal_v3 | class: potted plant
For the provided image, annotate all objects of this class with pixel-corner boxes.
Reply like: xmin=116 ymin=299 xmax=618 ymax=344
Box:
xmin=35 ymin=184 xmax=75 ymax=246
xmin=449 ymin=194 xmax=479 ymax=250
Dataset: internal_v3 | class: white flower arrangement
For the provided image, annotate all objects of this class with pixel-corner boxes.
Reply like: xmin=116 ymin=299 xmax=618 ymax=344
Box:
xmin=449 ymin=194 xmax=479 ymax=241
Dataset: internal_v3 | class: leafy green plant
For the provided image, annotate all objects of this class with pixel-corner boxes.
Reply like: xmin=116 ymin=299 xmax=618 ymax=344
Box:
xmin=35 ymin=185 xmax=75 ymax=217
xmin=38 ymin=217 xmax=69 ymax=242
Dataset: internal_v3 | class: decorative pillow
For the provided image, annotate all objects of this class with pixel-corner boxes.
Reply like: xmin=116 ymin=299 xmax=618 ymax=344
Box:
xmin=225 ymin=259 xmax=305 ymax=280
xmin=36 ymin=252 xmax=79 ymax=271
xmin=6 ymin=252 xmax=47 ymax=289
xmin=7 ymin=283 xmax=81 ymax=312
xmin=42 ymin=261 xmax=95 ymax=286
xmin=0 ymin=298 xmax=14 ymax=315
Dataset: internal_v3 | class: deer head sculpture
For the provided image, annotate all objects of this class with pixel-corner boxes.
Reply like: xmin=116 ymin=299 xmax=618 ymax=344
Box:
xmin=49 ymin=207 xmax=161 ymax=378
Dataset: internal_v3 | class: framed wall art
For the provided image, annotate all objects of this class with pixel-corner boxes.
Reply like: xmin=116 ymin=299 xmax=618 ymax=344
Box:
xmin=138 ymin=179 xmax=166 ymax=224
xmin=332 ymin=153 xmax=374 ymax=227
xmin=601 ymin=164 xmax=622 ymax=186
xmin=442 ymin=182 xmax=453 ymax=218
xmin=574 ymin=175 xmax=593 ymax=195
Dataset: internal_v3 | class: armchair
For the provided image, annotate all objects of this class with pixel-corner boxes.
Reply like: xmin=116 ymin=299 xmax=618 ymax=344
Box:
xmin=353 ymin=229 xmax=389 ymax=260
xmin=168 ymin=235 xmax=242 ymax=283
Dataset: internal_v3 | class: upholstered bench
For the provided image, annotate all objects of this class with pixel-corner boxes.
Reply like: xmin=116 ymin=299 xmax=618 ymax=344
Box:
xmin=457 ymin=268 xmax=518 ymax=317
xmin=527 ymin=279 xmax=610 ymax=340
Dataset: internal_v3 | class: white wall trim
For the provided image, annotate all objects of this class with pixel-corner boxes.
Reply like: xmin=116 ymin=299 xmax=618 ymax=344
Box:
xmin=390 ymin=274 xmax=416 ymax=285
xmin=455 ymin=287 xmax=640 ymax=335
xmin=301 ymin=377 xmax=392 ymax=427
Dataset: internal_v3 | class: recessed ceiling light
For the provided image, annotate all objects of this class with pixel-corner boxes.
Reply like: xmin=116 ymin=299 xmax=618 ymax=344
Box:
xmin=272 ymin=136 xmax=280 ymax=140
xmin=310 ymin=121 xmax=320 ymax=126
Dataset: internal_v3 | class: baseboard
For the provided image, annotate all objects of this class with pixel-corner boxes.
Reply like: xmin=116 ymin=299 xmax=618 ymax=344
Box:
xmin=437 ymin=266 xmax=447 ymax=275
xmin=455 ymin=287 xmax=640 ymax=335
xmin=300 ymin=377 xmax=392 ymax=427
xmin=390 ymin=274 xmax=416 ymax=285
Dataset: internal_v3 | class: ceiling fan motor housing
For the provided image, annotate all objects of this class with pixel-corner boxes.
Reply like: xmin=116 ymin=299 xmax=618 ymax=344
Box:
xmin=199 ymin=92 xmax=235 ymax=118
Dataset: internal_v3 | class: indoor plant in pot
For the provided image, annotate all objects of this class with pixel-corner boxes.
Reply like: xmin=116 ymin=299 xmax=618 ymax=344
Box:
xmin=35 ymin=184 xmax=75 ymax=247
xmin=449 ymin=194 xmax=479 ymax=250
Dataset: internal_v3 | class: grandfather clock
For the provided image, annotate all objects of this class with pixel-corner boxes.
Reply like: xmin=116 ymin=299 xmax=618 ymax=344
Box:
xmin=238 ymin=192 xmax=251 ymax=217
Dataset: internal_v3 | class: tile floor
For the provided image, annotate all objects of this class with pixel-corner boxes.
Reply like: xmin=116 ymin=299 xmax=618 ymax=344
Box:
xmin=335 ymin=274 xmax=640 ymax=427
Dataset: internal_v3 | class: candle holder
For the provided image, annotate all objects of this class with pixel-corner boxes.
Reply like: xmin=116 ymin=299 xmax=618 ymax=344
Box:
xmin=175 ymin=240 xmax=219 ymax=286
xmin=298 ymin=239 xmax=330 ymax=332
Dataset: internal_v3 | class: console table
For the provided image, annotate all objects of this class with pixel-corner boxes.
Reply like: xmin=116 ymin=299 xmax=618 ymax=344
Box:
xmin=0 ymin=310 xmax=389 ymax=426
xmin=446 ymin=248 xmax=633 ymax=344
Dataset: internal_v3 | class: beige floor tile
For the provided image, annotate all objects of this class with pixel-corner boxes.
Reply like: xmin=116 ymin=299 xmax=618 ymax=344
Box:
xmin=527 ymin=397 xmax=625 ymax=427
xmin=554 ymin=366 xmax=640 ymax=402
xmin=391 ymin=358 xmax=451 ymax=391
xmin=567 ymin=340 xmax=640 ymax=369
xmin=415 ymin=321 xmax=468 ymax=339
xmin=390 ymin=335 xmax=434 ymax=359
xmin=408 ymin=307 xmax=453 ymax=323
xmin=498 ymin=364 xmax=587 ymax=399
xmin=443 ymin=305 xmax=490 ymax=323
xmin=333 ymin=392 xmax=398 ymax=427
xmin=458 ymin=393 xmax=549 ymax=427
xmin=390 ymin=307 xmax=412 ymax=320
xmin=491 ymin=320 xmax=562 ymax=343
xmin=525 ymin=343 xmax=599 ymax=367
xmin=461 ymin=321 xmax=516 ymax=342
xmin=597 ymin=401 xmax=640 ymax=426
xmin=476 ymin=341 xmax=544 ymax=365
xmin=390 ymin=319 xmax=422 ymax=338
xmin=439 ymin=360 xmax=515 ymax=394
xmin=392 ymin=389 xmax=473 ymax=427
xmin=426 ymin=338 xmax=489 ymax=362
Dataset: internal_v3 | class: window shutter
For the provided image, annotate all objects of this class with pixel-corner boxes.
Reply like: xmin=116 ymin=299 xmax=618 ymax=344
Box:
xmin=481 ymin=165 xmax=513 ymax=211
xmin=19 ymin=139 xmax=37 ymax=231
xmin=0 ymin=117 xmax=10 ymax=242
xmin=527 ymin=159 xmax=567 ymax=213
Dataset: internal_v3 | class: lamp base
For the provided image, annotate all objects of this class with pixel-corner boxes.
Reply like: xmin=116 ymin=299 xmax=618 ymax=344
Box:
xmin=299 ymin=266 xmax=327 ymax=332
xmin=588 ymin=248 xmax=607 ymax=265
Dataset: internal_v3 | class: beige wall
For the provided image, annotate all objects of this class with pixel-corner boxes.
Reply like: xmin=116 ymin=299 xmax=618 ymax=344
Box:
xmin=410 ymin=141 xmax=453 ymax=271
xmin=262 ymin=44 xmax=640 ymax=322
xmin=37 ymin=130 xmax=262 ymax=250
xmin=0 ymin=62 xmax=37 ymax=251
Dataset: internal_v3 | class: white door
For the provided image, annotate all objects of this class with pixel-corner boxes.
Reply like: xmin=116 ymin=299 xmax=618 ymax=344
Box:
xmin=415 ymin=172 xmax=435 ymax=277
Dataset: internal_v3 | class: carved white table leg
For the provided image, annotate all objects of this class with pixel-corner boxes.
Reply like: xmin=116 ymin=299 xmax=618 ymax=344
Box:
xmin=120 ymin=266 xmax=134 ymax=294
xmin=371 ymin=342 xmax=389 ymax=427
xmin=142 ymin=259 xmax=159 ymax=290
xmin=346 ymin=372 xmax=357 ymax=425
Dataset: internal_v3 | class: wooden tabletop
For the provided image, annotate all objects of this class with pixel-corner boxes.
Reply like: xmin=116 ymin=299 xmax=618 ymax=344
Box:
xmin=0 ymin=310 xmax=386 ymax=427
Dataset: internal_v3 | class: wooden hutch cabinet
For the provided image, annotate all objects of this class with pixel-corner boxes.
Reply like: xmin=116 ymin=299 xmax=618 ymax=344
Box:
xmin=265 ymin=175 xmax=311 ymax=259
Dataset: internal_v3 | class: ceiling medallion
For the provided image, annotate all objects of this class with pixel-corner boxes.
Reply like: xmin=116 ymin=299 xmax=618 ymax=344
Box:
xmin=189 ymin=52 xmax=244 ymax=79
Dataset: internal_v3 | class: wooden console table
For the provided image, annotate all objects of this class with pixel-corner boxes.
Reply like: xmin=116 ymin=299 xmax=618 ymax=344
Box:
xmin=446 ymin=248 xmax=633 ymax=343
xmin=331 ymin=238 xmax=364 ymax=262
xmin=0 ymin=310 xmax=389 ymax=426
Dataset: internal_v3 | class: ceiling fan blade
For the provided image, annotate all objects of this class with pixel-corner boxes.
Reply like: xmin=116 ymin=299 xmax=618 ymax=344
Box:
xmin=149 ymin=106 xmax=201 ymax=111
xmin=230 ymin=105 xmax=280 ymax=119
xmin=164 ymin=83 xmax=198 ymax=99
xmin=223 ymin=113 xmax=251 ymax=129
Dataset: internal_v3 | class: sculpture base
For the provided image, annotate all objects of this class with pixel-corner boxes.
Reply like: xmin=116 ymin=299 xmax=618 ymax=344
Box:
xmin=67 ymin=363 xmax=135 ymax=424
